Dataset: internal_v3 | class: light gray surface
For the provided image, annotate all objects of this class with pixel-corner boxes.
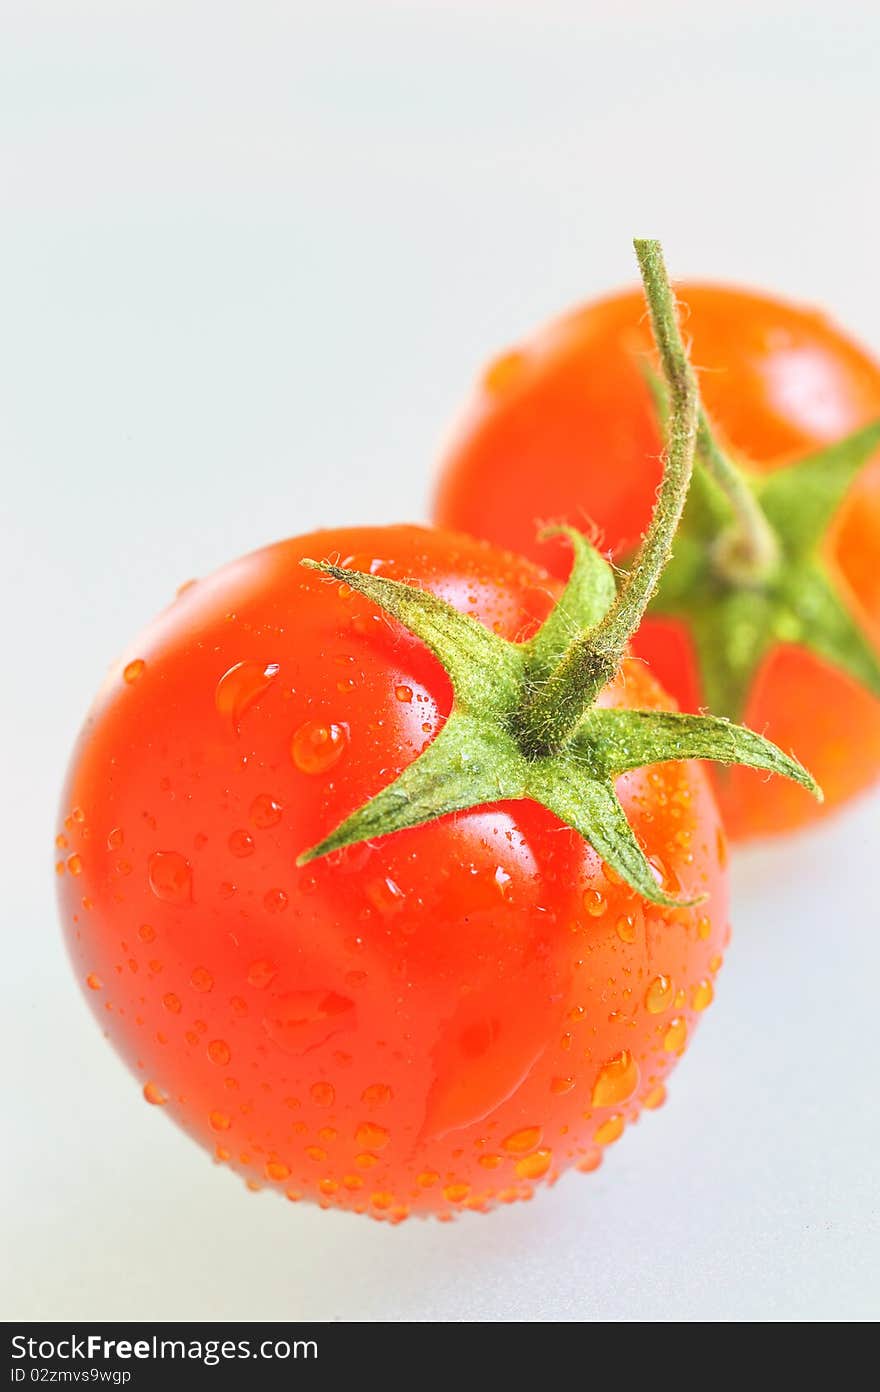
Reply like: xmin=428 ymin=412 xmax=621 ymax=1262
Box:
xmin=3 ymin=0 xmax=879 ymax=1323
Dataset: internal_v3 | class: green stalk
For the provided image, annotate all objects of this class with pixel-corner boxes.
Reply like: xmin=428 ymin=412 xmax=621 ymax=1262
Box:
xmin=516 ymin=239 xmax=698 ymax=757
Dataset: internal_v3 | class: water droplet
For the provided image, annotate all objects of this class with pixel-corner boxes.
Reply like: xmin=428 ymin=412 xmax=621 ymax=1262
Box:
xmin=515 ymin=1148 xmax=552 ymax=1180
xmin=663 ymin=1017 xmax=688 ymax=1054
xmin=86 ymin=972 xmax=102 ymax=990
xmin=709 ymin=952 xmax=723 ymax=974
xmin=291 ymin=720 xmax=349 ymax=774
xmin=343 ymin=1174 xmax=364 ymax=1190
xmin=250 ymin=794 xmax=283 ymax=829
xmin=190 ymin=966 xmax=213 ymax=992
xmin=355 ymin=1153 xmax=378 ymax=1169
xmin=148 ymin=851 xmax=192 ymax=904
xmin=502 ymin=1126 xmax=542 ymax=1154
xmin=577 ymin=1148 xmax=603 ymax=1173
xmin=697 ymin=915 xmax=712 ymax=941
xmin=55 ymin=833 xmax=68 ymax=849
xmin=215 ymin=661 xmax=279 ymax=729
xmin=262 ymin=989 xmax=354 ymax=1054
xmin=123 ymin=659 xmax=145 ymax=684
xmin=594 ymin=1115 xmax=624 ymax=1146
xmin=443 ymin=1183 xmax=470 ymax=1204
xmin=67 ymin=854 xmax=83 ymax=877
xmin=416 ymin=1171 xmax=439 ymax=1188
xmin=137 ymin=924 xmax=156 ymax=943
xmin=478 ymin=1154 xmax=503 ymax=1169
xmin=643 ymin=1083 xmax=667 ymax=1110
xmin=305 ymin=1145 xmax=327 ymax=1162
xmin=645 ymin=974 xmax=674 ymax=1014
xmin=72 ymin=807 xmax=85 ymax=824
xmin=716 ymin=827 xmax=729 ymax=868
xmin=208 ymin=1039 xmax=231 ymax=1066
xmin=361 ymin=1083 xmax=392 ymax=1105
xmin=395 ymin=684 xmax=413 ymax=703
xmin=310 ymin=1081 xmax=335 ymax=1107
xmin=263 ymin=888 xmax=289 ymax=913
xmin=583 ymin=889 xmax=606 ymax=918
xmin=482 ymin=348 xmax=526 ymax=395
xmin=550 ymin=1075 xmax=575 ymax=1094
xmin=209 ymin=1111 xmax=231 ymax=1131
xmin=367 ymin=877 xmax=405 ymax=914
xmin=615 ymin=914 xmax=637 ymax=943
xmin=228 ymin=829 xmax=255 ymax=858
xmin=592 ymin=1050 xmax=640 ymax=1106
xmin=247 ymin=959 xmax=278 ymax=989
xmin=355 ymin=1121 xmax=389 ymax=1150
xmin=143 ymin=1081 xmax=166 ymax=1105
xmin=371 ymin=1191 xmax=394 ymax=1210
xmin=319 ymin=1178 xmax=339 ymax=1196
xmin=692 ymin=979 xmax=714 ymax=1012
xmin=162 ymin=992 xmax=181 ymax=1014
xmin=107 ymin=827 xmax=124 ymax=850
xmin=265 ymin=1159 xmax=290 ymax=1181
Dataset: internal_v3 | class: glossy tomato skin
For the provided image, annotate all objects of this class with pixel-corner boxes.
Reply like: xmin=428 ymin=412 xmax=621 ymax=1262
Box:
xmin=58 ymin=525 xmax=728 ymax=1219
xmin=435 ymin=287 xmax=880 ymax=838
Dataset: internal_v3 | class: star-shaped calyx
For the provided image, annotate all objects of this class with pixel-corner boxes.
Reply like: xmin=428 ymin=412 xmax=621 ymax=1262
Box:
xmin=295 ymin=241 xmax=820 ymax=909
xmin=644 ymin=369 xmax=880 ymax=721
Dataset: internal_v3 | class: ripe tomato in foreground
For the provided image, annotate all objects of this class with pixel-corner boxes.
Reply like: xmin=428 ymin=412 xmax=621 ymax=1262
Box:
xmin=58 ymin=525 xmax=734 ymax=1218
xmin=57 ymin=242 xmax=816 ymax=1218
xmin=435 ymin=284 xmax=880 ymax=839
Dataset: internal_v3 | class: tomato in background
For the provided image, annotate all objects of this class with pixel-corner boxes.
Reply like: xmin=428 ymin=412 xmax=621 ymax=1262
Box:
xmin=434 ymin=285 xmax=880 ymax=838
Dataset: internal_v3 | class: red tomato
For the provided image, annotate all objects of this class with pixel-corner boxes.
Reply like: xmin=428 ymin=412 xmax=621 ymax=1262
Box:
xmin=57 ymin=525 xmax=728 ymax=1219
xmin=434 ymin=286 xmax=880 ymax=838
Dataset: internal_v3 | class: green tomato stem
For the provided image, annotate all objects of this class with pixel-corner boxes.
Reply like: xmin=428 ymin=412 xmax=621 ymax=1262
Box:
xmin=696 ymin=411 xmax=780 ymax=584
xmin=515 ymin=238 xmax=699 ymax=757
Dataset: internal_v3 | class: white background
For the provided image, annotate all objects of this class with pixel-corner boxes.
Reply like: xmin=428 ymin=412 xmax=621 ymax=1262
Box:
xmin=3 ymin=0 xmax=879 ymax=1322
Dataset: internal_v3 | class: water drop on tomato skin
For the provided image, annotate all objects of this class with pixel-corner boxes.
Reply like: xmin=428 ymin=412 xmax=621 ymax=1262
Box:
xmin=361 ymin=1083 xmax=392 ymax=1105
xmin=366 ymin=877 xmax=405 ymax=914
xmin=143 ymin=1081 xmax=167 ymax=1105
xmin=594 ymin=1115 xmax=624 ymax=1146
xmin=147 ymin=851 xmax=192 ymax=904
xmin=645 ymin=974 xmax=674 ymax=1014
xmin=247 ymin=959 xmax=278 ymax=989
xmin=692 ymin=979 xmax=714 ymax=1011
xmin=515 ymin=1148 xmax=552 ymax=1180
xmin=355 ymin=1122 xmax=389 ymax=1151
xmin=215 ymin=661 xmax=279 ymax=729
xmin=228 ymin=829 xmax=255 ymax=858
xmin=290 ymin=720 xmax=349 ymax=774
xmin=583 ymin=889 xmax=606 ymax=918
xmin=207 ymin=1039 xmax=231 ymax=1066
xmin=663 ymin=1017 xmax=688 ymax=1054
xmin=250 ymin=794 xmax=283 ymax=829
xmin=591 ymin=1050 xmax=640 ymax=1107
xmin=443 ymin=1183 xmax=470 ymax=1205
xmin=265 ymin=1160 xmax=291 ymax=1181
xmin=123 ymin=659 xmax=145 ymax=684
xmin=502 ymin=1126 xmax=542 ymax=1154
